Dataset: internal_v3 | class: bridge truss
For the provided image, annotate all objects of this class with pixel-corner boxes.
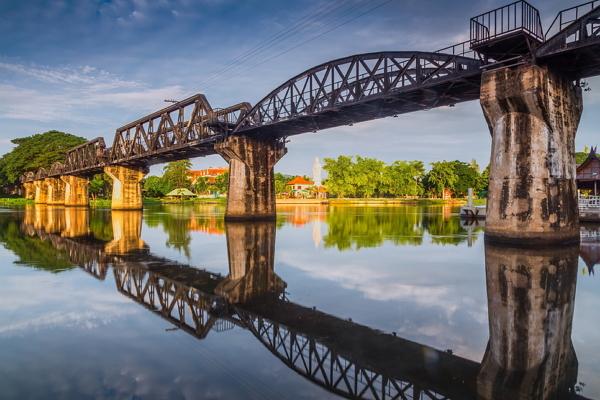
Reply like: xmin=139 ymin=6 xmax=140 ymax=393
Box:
xmin=21 ymin=1 xmax=600 ymax=188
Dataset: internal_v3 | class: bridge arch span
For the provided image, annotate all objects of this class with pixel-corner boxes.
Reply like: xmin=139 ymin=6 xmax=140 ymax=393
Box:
xmin=234 ymin=50 xmax=482 ymax=137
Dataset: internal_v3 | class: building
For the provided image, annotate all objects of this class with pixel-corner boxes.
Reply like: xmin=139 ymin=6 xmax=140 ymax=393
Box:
xmin=187 ymin=167 xmax=228 ymax=184
xmin=286 ymin=176 xmax=314 ymax=197
xmin=577 ymin=147 xmax=600 ymax=195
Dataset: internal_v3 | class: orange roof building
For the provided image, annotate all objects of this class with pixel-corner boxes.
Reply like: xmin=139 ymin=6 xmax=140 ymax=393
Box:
xmin=188 ymin=167 xmax=228 ymax=184
xmin=286 ymin=176 xmax=314 ymax=187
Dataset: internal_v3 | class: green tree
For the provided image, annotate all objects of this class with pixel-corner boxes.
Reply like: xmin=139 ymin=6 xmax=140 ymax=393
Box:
xmin=576 ymin=145 xmax=592 ymax=165
xmin=89 ymin=173 xmax=112 ymax=200
xmin=214 ymin=172 xmax=229 ymax=194
xmin=193 ymin=176 xmax=210 ymax=194
xmin=381 ymin=160 xmax=425 ymax=197
xmin=144 ymin=175 xmax=170 ymax=197
xmin=162 ymin=159 xmax=192 ymax=191
xmin=353 ymin=156 xmax=385 ymax=198
xmin=323 ymin=155 xmax=356 ymax=197
xmin=450 ymin=160 xmax=480 ymax=197
xmin=274 ymin=173 xmax=293 ymax=194
xmin=0 ymin=130 xmax=86 ymax=187
xmin=424 ymin=161 xmax=458 ymax=198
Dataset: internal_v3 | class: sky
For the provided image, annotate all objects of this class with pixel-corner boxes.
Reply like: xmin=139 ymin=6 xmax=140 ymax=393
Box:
xmin=0 ymin=0 xmax=598 ymax=176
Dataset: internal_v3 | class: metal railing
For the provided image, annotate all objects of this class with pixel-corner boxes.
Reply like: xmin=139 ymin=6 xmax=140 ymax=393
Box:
xmin=436 ymin=40 xmax=478 ymax=60
xmin=470 ymin=0 xmax=544 ymax=45
xmin=546 ymin=1 xmax=599 ymax=38
xmin=579 ymin=195 xmax=600 ymax=209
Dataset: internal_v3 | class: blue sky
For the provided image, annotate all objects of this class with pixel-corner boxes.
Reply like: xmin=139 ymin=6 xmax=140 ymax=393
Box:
xmin=0 ymin=0 xmax=598 ymax=176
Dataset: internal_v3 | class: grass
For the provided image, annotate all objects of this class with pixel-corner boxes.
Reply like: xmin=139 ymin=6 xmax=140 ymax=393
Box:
xmin=0 ymin=197 xmax=33 ymax=206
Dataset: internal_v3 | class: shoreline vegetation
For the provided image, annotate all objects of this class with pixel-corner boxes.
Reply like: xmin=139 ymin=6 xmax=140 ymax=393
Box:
xmin=0 ymin=197 xmax=486 ymax=208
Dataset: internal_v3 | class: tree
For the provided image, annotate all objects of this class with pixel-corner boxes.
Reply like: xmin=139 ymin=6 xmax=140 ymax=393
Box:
xmin=193 ymin=177 xmax=210 ymax=194
xmin=214 ymin=172 xmax=229 ymax=194
xmin=352 ymin=156 xmax=385 ymax=198
xmin=162 ymin=160 xmax=192 ymax=191
xmin=576 ymin=145 xmax=592 ymax=165
xmin=0 ymin=130 xmax=86 ymax=187
xmin=424 ymin=161 xmax=458 ymax=197
xmin=274 ymin=173 xmax=293 ymax=195
xmin=323 ymin=155 xmax=356 ymax=197
xmin=89 ymin=173 xmax=112 ymax=200
xmin=450 ymin=160 xmax=480 ymax=197
xmin=381 ymin=160 xmax=425 ymax=197
xmin=143 ymin=175 xmax=170 ymax=197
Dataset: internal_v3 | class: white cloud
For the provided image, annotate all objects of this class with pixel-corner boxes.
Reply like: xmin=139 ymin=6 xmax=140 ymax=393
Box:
xmin=0 ymin=61 xmax=188 ymax=124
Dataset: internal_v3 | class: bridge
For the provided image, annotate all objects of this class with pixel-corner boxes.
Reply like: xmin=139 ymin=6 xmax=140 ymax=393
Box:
xmin=15 ymin=205 xmax=589 ymax=399
xmin=19 ymin=1 xmax=600 ymax=244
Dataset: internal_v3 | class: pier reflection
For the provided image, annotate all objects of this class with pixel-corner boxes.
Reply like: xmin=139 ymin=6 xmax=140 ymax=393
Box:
xmin=478 ymin=243 xmax=579 ymax=399
xmin=8 ymin=206 xmax=594 ymax=399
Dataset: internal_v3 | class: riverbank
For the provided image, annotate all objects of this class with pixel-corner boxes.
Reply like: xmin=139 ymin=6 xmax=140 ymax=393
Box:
xmin=0 ymin=197 xmax=486 ymax=208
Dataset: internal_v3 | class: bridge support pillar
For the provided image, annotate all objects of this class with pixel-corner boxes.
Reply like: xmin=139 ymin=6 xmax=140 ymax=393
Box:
xmin=33 ymin=180 xmax=48 ymax=204
xmin=104 ymin=165 xmax=146 ymax=210
xmin=45 ymin=177 xmax=66 ymax=205
xmin=477 ymin=243 xmax=578 ymax=399
xmin=23 ymin=182 xmax=35 ymax=200
xmin=60 ymin=175 xmax=89 ymax=207
xmin=215 ymin=136 xmax=287 ymax=220
xmin=481 ymin=64 xmax=582 ymax=245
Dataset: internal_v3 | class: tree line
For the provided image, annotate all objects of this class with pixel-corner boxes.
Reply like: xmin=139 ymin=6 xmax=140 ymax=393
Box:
xmin=322 ymin=155 xmax=489 ymax=198
xmin=0 ymin=131 xmax=597 ymax=198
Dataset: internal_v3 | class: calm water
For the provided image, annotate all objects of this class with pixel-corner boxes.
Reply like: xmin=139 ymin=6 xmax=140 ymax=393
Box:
xmin=0 ymin=203 xmax=598 ymax=399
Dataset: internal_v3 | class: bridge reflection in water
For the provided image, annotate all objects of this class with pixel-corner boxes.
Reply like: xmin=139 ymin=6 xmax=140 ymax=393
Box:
xmin=16 ymin=205 xmax=590 ymax=400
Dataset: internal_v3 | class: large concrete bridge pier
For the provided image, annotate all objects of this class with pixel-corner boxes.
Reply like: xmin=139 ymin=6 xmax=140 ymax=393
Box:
xmin=61 ymin=175 xmax=89 ymax=207
xmin=478 ymin=243 xmax=579 ymax=399
xmin=44 ymin=177 xmax=66 ymax=205
xmin=104 ymin=166 xmax=147 ymax=210
xmin=481 ymin=64 xmax=582 ymax=245
xmin=33 ymin=180 xmax=48 ymax=204
xmin=216 ymin=136 xmax=287 ymax=221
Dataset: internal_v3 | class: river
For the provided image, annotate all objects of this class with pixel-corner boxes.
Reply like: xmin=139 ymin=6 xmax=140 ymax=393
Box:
xmin=0 ymin=203 xmax=597 ymax=399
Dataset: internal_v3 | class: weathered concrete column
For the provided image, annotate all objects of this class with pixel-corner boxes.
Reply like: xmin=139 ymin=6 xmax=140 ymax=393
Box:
xmin=481 ymin=64 xmax=582 ymax=245
xmin=44 ymin=177 xmax=65 ymax=205
xmin=477 ymin=242 xmax=579 ymax=399
xmin=215 ymin=221 xmax=285 ymax=304
xmin=23 ymin=182 xmax=35 ymax=200
xmin=104 ymin=165 xmax=146 ymax=210
xmin=105 ymin=210 xmax=145 ymax=254
xmin=215 ymin=136 xmax=287 ymax=220
xmin=60 ymin=175 xmax=89 ymax=207
xmin=33 ymin=180 xmax=48 ymax=204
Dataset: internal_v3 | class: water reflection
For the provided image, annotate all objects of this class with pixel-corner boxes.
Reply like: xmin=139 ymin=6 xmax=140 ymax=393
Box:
xmin=478 ymin=243 xmax=579 ymax=399
xmin=3 ymin=205 xmax=592 ymax=399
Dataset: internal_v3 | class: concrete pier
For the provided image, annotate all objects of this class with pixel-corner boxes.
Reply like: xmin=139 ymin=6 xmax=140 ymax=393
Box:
xmin=23 ymin=182 xmax=35 ymax=200
xmin=45 ymin=177 xmax=66 ymax=205
xmin=477 ymin=242 xmax=579 ymax=399
xmin=104 ymin=166 xmax=146 ymax=210
xmin=215 ymin=136 xmax=287 ymax=220
xmin=481 ymin=64 xmax=582 ymax=245
xmin=61 ymin=175 xmax=89 ymax=207
xmin=215 ymin=221 xmax=285 ymax=303
xmin=33 ymin=180 xmax=48 ymax=204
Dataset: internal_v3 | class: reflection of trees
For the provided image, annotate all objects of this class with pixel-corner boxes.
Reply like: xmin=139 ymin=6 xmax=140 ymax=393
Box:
xmin=142 ymin=204 xmax=225 ymax=258
xmin=323 ymin=206 xmax=483 ymax=250
xmin=89 ymin=210 xmax=113 ymax=241
xmin=323 ymin=207 xmax=424 ymax=250
xmin=0 ymin=215 xmax=74 ymax=272
xmin=422 ymin=209 xmax=469 ymax=246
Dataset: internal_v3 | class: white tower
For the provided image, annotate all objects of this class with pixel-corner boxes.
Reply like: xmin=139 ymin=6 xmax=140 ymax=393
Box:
xmin=312 ymin=157 xmax=322 ymax=187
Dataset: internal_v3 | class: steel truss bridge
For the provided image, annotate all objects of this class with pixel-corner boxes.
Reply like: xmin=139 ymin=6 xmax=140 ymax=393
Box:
xmin=22 ymin=0 xmax=600 ymax=183
xmin=22 ymin=221 xmax=484 ymax=400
